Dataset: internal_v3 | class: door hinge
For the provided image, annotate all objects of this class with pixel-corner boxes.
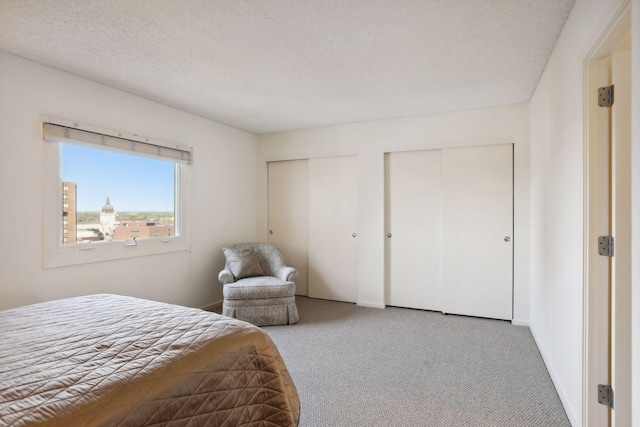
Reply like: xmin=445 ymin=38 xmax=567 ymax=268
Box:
xmin=598 ymin=384 xmax=614 ymax=408
xmin=598 ymin=236 xmax=614 ymax=257
xmin=598 ymin=85 xmax=614 ymax=107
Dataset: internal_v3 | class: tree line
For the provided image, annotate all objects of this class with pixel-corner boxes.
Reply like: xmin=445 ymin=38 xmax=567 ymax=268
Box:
xmin=76 ymin=212 xmax=174 ymax=224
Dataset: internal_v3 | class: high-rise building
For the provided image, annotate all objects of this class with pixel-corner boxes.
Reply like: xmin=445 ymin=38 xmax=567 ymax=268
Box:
xmin=62 ymin=182 xmax=77 ymax=245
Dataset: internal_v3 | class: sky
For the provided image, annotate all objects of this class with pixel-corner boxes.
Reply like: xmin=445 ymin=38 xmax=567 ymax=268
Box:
xmin=61 ymin=144 xmax=175 ymax=212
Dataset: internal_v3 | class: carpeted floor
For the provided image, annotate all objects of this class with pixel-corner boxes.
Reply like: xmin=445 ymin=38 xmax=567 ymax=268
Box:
xmin=263 ymin=296 xmax=570 ymax=427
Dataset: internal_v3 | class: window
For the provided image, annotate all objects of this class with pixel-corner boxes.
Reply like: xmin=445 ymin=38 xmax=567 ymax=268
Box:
xmin=43 ymin=116 xmax=191 ymax=268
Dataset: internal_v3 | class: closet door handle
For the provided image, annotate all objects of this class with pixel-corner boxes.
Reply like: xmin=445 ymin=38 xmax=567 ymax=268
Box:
xmin=387 ymin=233 xmax=392 ymax=238
xmin=352 ymin=232 xmax=357 ymax=238
xmin=504 ymin=236 xmax=511 ymax=242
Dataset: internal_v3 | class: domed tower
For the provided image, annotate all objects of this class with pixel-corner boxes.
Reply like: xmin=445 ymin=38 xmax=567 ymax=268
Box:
xmin=99 ymin=197 xmax=117 ymax=241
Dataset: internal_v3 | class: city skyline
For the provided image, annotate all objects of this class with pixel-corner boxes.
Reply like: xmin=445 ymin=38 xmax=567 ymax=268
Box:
xmin=61 ymin=143 xmax=175 ymax=212
xmin=61 ymin=181 xmax=175 ymax=245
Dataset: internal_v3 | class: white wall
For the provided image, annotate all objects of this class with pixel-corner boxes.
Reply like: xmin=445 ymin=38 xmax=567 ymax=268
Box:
xmin=528 ymin=0 xmax=631 ymax=425
xmin=258 ymin=104 xmax=530 ymax=321
xmin=0 ymin=52 xmax=259 ymax=310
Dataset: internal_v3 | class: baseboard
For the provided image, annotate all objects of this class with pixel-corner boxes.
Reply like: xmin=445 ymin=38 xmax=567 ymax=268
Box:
xmin=529 ymin=325 xmax=579 ymax=427
xmin=511 ymin=318 xmax=529 ymax=326
xmin=201 ymin=300 xmax=223 ymax=313
xmin=356 ymin=301 xmax=386 ymax=309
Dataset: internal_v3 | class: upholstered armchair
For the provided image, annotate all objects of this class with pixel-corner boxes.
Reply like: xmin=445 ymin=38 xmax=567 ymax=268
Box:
xmin=218 ymin=242 xmax=299 ymax=326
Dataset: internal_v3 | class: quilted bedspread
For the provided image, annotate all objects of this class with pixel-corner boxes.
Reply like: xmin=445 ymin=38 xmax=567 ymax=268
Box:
xmin=0 ymin=294 xmax=300 ymax=426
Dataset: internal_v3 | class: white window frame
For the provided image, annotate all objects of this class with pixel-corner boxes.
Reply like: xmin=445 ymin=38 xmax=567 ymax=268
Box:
xmin=42 ymin=116 xmax=191 ymax=268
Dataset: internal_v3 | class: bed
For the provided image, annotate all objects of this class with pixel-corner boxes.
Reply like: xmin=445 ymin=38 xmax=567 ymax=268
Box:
xmin=0 ymin=294 xmax=300 ymax=426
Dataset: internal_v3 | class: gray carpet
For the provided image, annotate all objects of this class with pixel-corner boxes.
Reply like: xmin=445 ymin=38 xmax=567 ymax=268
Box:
xmin=263 ymin=297 xmax=570 ymax=427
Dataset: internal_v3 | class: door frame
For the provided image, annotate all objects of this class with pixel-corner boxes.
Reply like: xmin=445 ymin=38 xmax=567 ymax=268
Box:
xmin=582 ymin=3 xmax=631 ymax=425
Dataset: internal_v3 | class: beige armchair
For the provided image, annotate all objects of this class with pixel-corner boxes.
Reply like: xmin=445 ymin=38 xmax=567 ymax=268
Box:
xmin=219 ymin=243 xmax=299 ymax=326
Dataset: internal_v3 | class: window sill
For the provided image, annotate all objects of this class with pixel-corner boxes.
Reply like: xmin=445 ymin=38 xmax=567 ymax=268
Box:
xmin=42 ymin=236 xmax=190 ymax=268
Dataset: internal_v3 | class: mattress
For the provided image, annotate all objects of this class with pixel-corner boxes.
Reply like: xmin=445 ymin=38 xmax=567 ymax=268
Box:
xmin=0 ymin=294 xmax=300 ymax=426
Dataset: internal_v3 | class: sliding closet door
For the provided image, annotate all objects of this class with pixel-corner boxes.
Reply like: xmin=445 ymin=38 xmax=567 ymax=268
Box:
xmin=442 ymin=144 xmax=513 ymax=320
xmin=385 ymin=150 xmax=442 ymax=310
xmin=268 ymin=160 xmax=309 ymax=295
xmin=308 ymin=156 xmax=358 ymax=302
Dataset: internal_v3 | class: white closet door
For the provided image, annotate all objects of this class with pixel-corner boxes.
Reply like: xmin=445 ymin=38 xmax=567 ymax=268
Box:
xmin=268 ymin=160 xmax=309 ymax=295
xmin=442 ymin=144 xmax=513 ymax=320
xmin=308 ymin=156 xmax=358 ymax=302
xmin=386 ymin=150 xmax=442 ymax=310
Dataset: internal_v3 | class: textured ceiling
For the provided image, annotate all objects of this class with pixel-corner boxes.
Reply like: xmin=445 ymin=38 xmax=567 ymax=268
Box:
xmin=0 ymin=0 xmax=575 ymax=134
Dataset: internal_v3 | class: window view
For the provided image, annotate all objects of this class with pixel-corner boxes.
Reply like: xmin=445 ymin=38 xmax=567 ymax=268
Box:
xmin=60 ymin=143 xmax=176 ymax=246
